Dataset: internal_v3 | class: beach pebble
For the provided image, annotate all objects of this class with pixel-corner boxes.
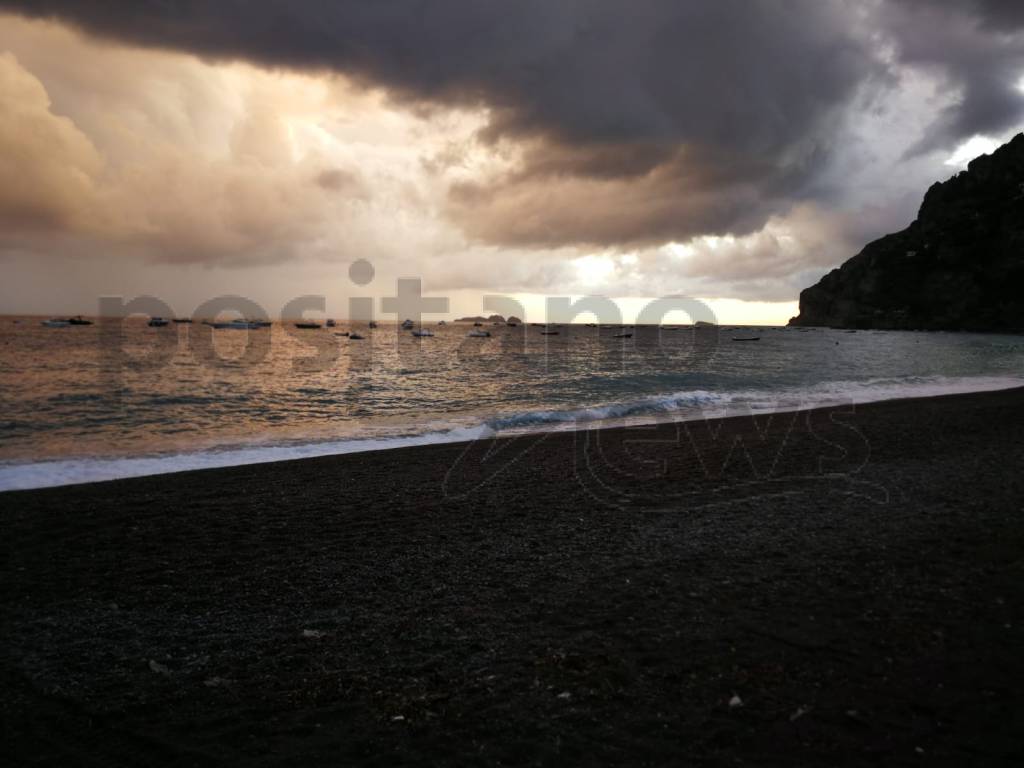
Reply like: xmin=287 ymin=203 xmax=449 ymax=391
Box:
xmin=148 ymin=660 xmax=170 ymax=675
xmin=728 ymin=694 xmax=743 ymax=709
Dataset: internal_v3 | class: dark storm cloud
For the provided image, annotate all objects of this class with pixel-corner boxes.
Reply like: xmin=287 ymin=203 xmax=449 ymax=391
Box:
xmin=947 ymin=0 xmax=1024 ymax=30
xmin=1 ymin=0 xmax=1022 ymax=249
xmin=0 ymin=1 xmax=873 ymax=152
xmin=885 ymin=0 xmax=1024 ymax=153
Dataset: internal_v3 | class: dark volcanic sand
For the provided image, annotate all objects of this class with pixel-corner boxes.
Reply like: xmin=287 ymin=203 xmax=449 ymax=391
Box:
xmin=2 ymin=389 xmax=1024 ymax=766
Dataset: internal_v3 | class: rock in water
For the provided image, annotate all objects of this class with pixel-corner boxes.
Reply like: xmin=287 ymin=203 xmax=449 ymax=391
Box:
xmin=789 ymin=133 xmax=1024 ymax=332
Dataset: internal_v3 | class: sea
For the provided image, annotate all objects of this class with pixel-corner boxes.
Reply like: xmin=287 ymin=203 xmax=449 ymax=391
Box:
xmin=1 ymin=316 xmax=1022 ymax=491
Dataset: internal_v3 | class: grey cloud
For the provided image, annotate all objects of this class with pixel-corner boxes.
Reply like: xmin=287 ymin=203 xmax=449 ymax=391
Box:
xmin=0 ymin=0 xmax=884 ymax=249
xmin=0 ymin=2 xmax=872 ymax=150
xmin=1 ymin=0 xmax=1022 ymax=258
xmin=882 ymin=1 xmax=1024 ymax=154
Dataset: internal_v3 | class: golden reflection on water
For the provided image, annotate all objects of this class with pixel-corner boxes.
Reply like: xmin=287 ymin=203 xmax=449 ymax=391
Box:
xmin=1 ymin=316 xmax=1020 ymax=463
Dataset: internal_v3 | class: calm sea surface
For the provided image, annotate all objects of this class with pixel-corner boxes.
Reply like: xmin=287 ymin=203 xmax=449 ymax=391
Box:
xmin=1 ymin=316 xmax=1022 ymax=490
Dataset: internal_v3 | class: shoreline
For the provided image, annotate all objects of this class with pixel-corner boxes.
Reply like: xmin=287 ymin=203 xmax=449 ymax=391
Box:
xmin=3 ymin=377 xmax=1023 ymax=493
xmin=3 ymin=386 xmax=1024 ymax=764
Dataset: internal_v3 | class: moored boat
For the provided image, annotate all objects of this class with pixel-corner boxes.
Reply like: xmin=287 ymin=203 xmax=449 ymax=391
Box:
xmin=148 ymin=317 xmax=169 ymax=327
xmin=211 ymin=319 xmax=261 ymax=329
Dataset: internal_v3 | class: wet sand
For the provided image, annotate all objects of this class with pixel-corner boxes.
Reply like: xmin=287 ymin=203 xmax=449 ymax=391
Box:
xmin=2 ymin=388 xmax=1024 ymax=766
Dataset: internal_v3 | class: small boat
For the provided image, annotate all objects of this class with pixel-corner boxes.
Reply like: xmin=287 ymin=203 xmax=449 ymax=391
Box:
xmin=438 ymin=320 xmax=447 ymax=326
xmin=585 ymin=323 xmax=597 ymax=327
xmin=349 ymin=332 xmax=365 ymax=340
xmin=326 ymin=319 xmax=336 ymax=328
xmin=68 ymin=316 xmax=93 ymax=326
xmin=148 ymin=317 xmax=169 ymax=327
xmin=613 ymin=332 xmax=633 ymax=338
xmin=401 ymin=319 xmax=414 ymax=330
xmin=540 ymin=330 xmax=559 ymax=335
xmin=294 ymin=322 xmax=322 ymax=329
xmin=42 ymin=319 xmax=70 ymax=328
xmin=507 ymin=323 xmax=519 ymax=328
xmin=467 ymin=330 xmax=491 ymax=338
xmin=731 ymin=336 xmax=761 ymax=342
xmin=368 ymin=321 xmax=378 ymax=329
xmin=473 ymin=322 xmax=483 ymax=327
xmin=334 ymin=331 xmax=350 ymax=337
xmin=211 ymin=319 xmax=261 ymax=329
xmin=172 ymin=318 xmax=192 ymax=324
xmin=411 ymin=329 xmax=434 ymax=337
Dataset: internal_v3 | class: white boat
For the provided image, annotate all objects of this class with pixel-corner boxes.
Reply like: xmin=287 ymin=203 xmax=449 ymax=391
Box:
xmin=411 ymin=329 xmax=434 ymax=337
xmin=467 ymin=330 xmax=491 ymax=337
xmin=42 ymin=319 xmax=70 ymax=328
xmin=401 ymin=319 xmax=415 ymax=330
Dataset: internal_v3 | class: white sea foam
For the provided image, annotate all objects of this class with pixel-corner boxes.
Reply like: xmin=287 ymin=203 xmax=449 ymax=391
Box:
xmin=1 ymin=374 xmax=1021 ymax=491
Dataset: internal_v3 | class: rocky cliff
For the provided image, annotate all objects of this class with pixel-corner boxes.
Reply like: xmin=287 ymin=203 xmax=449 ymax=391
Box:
xmin=789 ymin=133 xmax=1024 ymax=331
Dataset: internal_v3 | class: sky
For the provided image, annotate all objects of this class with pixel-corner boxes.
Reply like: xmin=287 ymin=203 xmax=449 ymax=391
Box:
xmin=1 ymin=1 xmax=1023 ymax=324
